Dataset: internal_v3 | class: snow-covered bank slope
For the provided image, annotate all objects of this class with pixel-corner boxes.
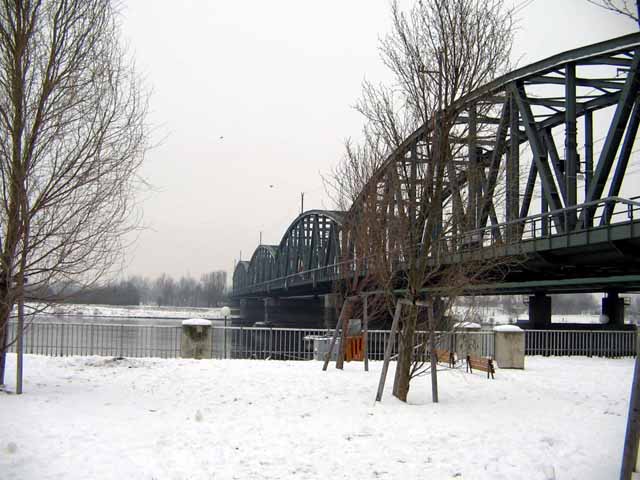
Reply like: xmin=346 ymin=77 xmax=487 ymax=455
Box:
xmin=33 ymin=303 xmax=227 ymax=319
xmin=0 ymin=355 xmax=632 ymax=480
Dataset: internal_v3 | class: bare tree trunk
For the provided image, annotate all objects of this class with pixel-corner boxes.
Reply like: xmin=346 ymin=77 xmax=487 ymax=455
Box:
xmin=393 ymin=303 xmax=418 ymax=401
xmin=428 ymin=298 xmax=439 ymax=403
xmin=336 ymin=300 xmax=353 ymax=369
xmin=0 ymin=288 xmax=15 ymax=387
xmin=0 ymin=319 xmax=7 ymax=386
xmin=376 ymin=301 xmax=403 ymax=401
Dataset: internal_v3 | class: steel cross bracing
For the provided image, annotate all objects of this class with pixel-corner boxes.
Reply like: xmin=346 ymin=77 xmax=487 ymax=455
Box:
xmin=233 ymin=34 xmax=640 ymax=298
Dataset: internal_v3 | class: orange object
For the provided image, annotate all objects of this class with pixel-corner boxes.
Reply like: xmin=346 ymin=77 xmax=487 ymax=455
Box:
xmin=345 ymin=336 xmax=364 ymax=362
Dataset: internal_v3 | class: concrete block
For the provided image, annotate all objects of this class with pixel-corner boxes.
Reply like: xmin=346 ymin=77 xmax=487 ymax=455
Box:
xmin=181 ymin=319 xmax=213 ymax=359
xmin=493 ymin=325 xmax=525 ymax=369
xmin=454 ymin=322 xmax=482 ymax=358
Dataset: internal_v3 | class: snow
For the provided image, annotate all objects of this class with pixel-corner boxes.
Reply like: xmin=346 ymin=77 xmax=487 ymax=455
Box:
xmin=0 ymin=354 xmax=632 ymax=480
xmin=454 ymin=321 xmax=481 ymax=329
xmin=493 ymin=324 xmax=524 ymax=332
xmin=29 ymin=302 xmax=231 ymax=320
xmin=181 ymin=318 xmax=212 ymax=327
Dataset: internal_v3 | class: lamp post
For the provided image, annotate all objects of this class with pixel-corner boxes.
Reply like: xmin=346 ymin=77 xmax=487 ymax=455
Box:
xmin=221 ymin=306 xmax=231 ymax=358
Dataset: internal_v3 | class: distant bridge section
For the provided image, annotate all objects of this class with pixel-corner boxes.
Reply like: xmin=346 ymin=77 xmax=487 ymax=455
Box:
xmin=233 ymin=210 xmax=344 ymax=296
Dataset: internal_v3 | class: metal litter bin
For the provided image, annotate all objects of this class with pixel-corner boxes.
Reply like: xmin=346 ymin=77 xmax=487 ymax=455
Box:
xmin=304 ymin=335 xmax=341 ymax=361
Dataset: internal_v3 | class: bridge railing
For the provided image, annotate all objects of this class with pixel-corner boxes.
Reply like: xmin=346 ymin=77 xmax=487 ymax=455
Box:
xmin=8 ymin=322 xmax=634 ymax=359
xmin=453 ymin=196 xmax=640 ymax=252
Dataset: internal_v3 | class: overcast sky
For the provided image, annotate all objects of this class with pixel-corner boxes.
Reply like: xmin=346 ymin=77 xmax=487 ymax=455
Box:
xmin=119 ymin=0 xmax=636 ymax=281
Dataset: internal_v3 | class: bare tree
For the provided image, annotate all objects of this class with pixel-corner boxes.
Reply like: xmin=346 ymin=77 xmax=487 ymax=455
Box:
xmin=0 ymin=0 xmax=148 ymax=382
xmin=200 ymin=271 xmax=227 ymax=307
xmin=587 ymin=0 xmax=640 ymax=26
xmin=328 ymin=0 xmax=516 ymax=402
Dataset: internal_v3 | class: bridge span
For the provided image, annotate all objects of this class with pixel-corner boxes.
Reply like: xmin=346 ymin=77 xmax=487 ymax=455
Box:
xmin=233 ymin=34 xmax=640 ymax=328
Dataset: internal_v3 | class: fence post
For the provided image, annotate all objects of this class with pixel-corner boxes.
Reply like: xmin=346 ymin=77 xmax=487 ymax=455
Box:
xmin=16 ymin=295 xmax=24 ymax=394
xmin=60 ymin=323 xmax=64 ymax=357
xmin=119 ymin=324 xmax=124 ymax=358
xmin=224 ymin=323 xmax=227 ymax=359
xmin=620 ymin=331 xmax=640 ymax=480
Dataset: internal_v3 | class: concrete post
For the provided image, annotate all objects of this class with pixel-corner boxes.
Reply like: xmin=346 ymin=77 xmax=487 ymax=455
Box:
xmin=528 ymin=292 xmax=551 ymax=328
xmin=493 ymin=325 xmax=525 ymax=369
xmin=180 ymin=319 xmax=213 ymax=359
xmin=455 ymin=321 xmax=482 ymax=358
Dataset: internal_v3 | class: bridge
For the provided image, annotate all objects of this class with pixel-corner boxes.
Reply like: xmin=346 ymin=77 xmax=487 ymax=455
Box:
xmin=232 ymin=34 xmax=640 ymax=328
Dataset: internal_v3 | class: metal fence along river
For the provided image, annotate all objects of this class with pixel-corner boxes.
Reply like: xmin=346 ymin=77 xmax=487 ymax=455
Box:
xmin=5 ymin=321 xmax=636 ymax=360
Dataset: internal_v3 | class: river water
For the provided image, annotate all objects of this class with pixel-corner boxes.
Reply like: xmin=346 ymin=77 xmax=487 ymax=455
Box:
xmin=9 ymin=312 xmax=327 ymax=360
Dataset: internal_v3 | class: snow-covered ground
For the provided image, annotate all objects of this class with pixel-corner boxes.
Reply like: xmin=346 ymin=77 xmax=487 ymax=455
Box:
xmin=0 ymin=354 xmax=632 ymax=480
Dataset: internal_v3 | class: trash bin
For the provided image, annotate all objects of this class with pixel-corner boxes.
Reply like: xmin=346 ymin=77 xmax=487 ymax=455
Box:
xmin=304 ymin=335 xmax=341 ymax=361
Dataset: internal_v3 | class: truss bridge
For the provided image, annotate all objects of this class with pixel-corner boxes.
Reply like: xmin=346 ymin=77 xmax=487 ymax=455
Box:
xmin=233 ymin=34 xmax=640 ymax=327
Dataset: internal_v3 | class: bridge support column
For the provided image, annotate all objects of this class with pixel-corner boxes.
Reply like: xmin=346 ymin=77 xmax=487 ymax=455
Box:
xmin=602 ymin=291 xmax=624 ymax=327
xmin=263 ymin=297 xmax=279 ymax=324
xmin=239 ymin=298 xmax=248 ymax=319
xmin=528 ymin=293 xmax=551 ymax=328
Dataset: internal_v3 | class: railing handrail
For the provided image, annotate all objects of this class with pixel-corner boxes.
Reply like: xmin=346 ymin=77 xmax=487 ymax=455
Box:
xmin=6 ymin=321 xmax=635 ymax=360
xmin=8 ymin=320 xmax=182 ymax=329
xmin=10 ymin=320 xmax=634 ymax=335
xmin=466 ymin=195 xmax=640 ymax=236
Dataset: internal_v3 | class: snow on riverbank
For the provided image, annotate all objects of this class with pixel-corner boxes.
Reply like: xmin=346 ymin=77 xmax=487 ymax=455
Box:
xmin=0 ymin=354 xmax=632 ymax=480
xmin=28 ymin=303 xmax=229 ymax=320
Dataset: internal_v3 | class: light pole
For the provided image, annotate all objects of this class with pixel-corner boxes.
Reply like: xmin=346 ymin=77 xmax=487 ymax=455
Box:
xmin=221 ymin=306 xmax=231 ymax=358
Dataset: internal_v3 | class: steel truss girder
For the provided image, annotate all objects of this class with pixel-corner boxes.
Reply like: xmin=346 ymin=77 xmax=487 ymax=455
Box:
xmin=584 ymin=50 xmax=640 ymax=212
xmin=511 ymin=82 xmax=565 ymax=226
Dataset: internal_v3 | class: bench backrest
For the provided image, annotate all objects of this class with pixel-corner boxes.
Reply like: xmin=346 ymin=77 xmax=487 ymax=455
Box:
xmin=466 ymin=354 xmax=495 ymax=379
xmin=434 ymin=349 xmax=455 ymax=367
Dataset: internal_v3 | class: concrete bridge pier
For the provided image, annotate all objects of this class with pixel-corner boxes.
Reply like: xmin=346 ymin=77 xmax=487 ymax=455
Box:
xmin=238 ymin=298 xmax=264 ymax=324
xmin=602 ymin=291 xmax=625 ymax=326
xmin=528 ymin=292 xmax=552 ymax=328
xmin=263 ymin=297 xmax=278 ymax=324
xmin=238 ymin=295 xmax=338 ymax=328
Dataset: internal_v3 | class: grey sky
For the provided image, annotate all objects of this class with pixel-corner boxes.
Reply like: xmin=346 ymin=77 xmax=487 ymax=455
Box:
xmin=120 ymin=0 xmax=636 ymax=281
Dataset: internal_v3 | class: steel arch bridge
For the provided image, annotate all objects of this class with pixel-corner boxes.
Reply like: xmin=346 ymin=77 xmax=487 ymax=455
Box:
xmin=233 ymin=33 xmax=640 ymax=298
xmin=233 ymin=210 xmax=345 ymax=296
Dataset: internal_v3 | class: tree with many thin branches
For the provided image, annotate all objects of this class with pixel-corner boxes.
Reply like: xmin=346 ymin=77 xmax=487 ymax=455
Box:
xmin=327 ymin=0 xmax=517 ymax=402
xmin=0 ymin=0 xmax=149 ymax=384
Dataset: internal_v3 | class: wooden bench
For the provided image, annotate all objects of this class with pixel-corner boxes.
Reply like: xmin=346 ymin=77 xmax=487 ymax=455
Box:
xmin=434 ymin=348 xmax=455 ymax=368
xmin=466 ymin=354 xmax=495 ymax=379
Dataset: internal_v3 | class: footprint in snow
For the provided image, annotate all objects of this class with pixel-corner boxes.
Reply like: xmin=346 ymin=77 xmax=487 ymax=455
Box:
xmin=540 ymin=436 xmax=555 ymax=447
xmin=541 ymin=464 xmax=557 ymax=480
